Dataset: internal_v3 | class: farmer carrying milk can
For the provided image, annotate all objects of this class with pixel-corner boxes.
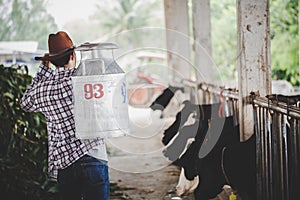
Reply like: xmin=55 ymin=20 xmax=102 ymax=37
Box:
xmin=20 ymin=31 xmax=129 ymax=200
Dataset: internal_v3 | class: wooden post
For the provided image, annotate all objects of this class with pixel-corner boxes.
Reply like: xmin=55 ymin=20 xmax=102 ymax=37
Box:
xmin=237 ymin=0 xmax=271 ymax=140
xmin=192 ymin=0 xmax=213 ymax=83
xmin=164 ymin=0 xmax=191 ymax=84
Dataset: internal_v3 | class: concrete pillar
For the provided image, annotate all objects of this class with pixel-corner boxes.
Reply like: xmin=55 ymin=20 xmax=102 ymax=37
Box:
xmin=237 ymin=0 xmax=271 ymax=139
xmin=192 ymin=0 xmax=213 ymax=83
xmin=164 ymin=0 xmax=191 ymax=84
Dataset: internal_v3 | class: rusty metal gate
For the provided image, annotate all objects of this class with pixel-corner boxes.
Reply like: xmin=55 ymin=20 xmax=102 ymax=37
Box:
xmin=182 ymin=80 xmax=300 ymax=199
xmin=252 ymin=95 xmax=300 ymax=200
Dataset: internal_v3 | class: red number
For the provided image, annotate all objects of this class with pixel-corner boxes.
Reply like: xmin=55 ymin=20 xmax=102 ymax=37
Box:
xmin=93 ymin=84 xmax=104 ymax=99
xmin=83 ymin=83 xmax=104 ymax=100
xmin=84 ymin=84 xmax=93 ymax=100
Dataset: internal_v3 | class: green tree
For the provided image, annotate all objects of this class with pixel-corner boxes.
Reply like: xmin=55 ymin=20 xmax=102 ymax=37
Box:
xmin=0 ymin=0 xmax=57 ymax=49
xmin=93 ymin=0 xmax=162 ymax=35
xmin=211 ymin=0 xmax=237 ymax=81
xmin=0 ymin=64 xmax=57 ymax=199
xmin=90 ymin=0 xmax=163 ymax=48
xmin=270 ymin=0 xmax=299 ymax=86
xmin=210 ymin=0 xmax=299 ymax=86
xmin=62 ymin=19 xmax=101 ymax=45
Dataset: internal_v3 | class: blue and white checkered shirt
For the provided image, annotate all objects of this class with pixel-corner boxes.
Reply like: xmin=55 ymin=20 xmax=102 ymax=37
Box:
xmin=20 ymin=64 xmax=104 ymax=178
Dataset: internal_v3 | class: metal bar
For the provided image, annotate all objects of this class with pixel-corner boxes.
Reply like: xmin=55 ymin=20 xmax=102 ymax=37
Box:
xmin=253 ymin=105 xmax=263 ymax=199
xmin=297 ymin=119 xmax=300 ymax=198
xmin=198 ymin=82 xmax=239 ymax=100
xmin=259 ymin=106 xmax=266 ymax=199
xmin=233 ymin=99 xmax=239 ymax=126
xmin=197 ymin=82 xmax=300 ymax=118
xmin=272 ymin=112 xmax=282 ymax=200
xmin=253 ymin=97 xmax=300 ymax=119
xmin=278 ymin=113 xmax=285 ymax=200
xmin=266 ymin=108 xmax=272 ymax=200
xmin=281 ymin=115 xmax=289 ymax=200
xmin=205 ymin=89 xmax=210 ymax=104
xmin=297 ymin=119 xmax=300 ymax=186
xmin=287 ymin=118 xmax=296 ymax=199
xmin=289 ymin=118 xmax=300 ymax=199
xmin=260 ymin=107 xmax=269 ymax=199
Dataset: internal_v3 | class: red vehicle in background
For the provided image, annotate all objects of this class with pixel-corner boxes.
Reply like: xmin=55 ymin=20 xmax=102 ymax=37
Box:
xmin=127 ymin=51 xmax=167 ymax=107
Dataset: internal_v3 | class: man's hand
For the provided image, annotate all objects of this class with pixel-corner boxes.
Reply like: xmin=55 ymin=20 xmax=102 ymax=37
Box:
xmin=41 ymin=54 xmax=50 ymax=67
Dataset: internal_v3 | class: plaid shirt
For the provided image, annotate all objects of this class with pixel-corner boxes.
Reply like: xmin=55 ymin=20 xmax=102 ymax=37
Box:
xmin=20 ymin=64 xmax=104 ymax=179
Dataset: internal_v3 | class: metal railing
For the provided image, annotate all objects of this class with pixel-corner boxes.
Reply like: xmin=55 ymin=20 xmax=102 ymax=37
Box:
xmin=181 ymin=80 xmax=300 ymax=200
xmin=252 ymin=95 xmax=300 ymax=200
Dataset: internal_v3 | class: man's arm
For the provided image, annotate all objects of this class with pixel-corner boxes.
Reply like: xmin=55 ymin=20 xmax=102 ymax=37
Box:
xmin=20 ymin=64 xmax=53 ymax=112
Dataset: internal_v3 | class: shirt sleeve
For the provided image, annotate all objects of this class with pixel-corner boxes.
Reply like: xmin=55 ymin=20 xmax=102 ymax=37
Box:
xmin=20 ymin=64 xmax=53 ymax=112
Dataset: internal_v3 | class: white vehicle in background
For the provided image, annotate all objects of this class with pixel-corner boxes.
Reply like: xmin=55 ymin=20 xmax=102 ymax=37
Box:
xmin=0 ymin=41 xmax=42 ymax=75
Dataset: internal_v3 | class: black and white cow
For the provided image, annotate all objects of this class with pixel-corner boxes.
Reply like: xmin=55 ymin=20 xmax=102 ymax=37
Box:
xmin=162 ymin=101 xmax=221 ymax=146
xmin=150 ymin=85 xmax=184 ymax=111
xmin=160 ymin=100 xmax=256 ymax=200
xmin=171 ymin=116 xmax=256 ymax=200
xmin=149 ymin=89 xmax=257 ymax=199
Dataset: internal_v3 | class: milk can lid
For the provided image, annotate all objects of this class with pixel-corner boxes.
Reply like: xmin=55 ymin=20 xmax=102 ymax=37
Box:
xmin=76 ymin=42 xmax=118 ymax=51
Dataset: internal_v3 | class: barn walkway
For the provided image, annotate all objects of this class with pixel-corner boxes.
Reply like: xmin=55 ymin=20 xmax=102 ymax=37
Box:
xmin=106 ymin=106 xmax=193 ymax=199
xmin=106 ymin=105 xmax=237 ymax=200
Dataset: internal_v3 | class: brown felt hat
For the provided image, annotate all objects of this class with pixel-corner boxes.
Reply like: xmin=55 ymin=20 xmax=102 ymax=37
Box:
xmin=35 ymin=31 xmax=75 ymax=61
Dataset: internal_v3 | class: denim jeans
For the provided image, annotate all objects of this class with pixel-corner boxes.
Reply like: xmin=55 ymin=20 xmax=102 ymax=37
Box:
xmin=57 ymin=155 xmax=109 ymax=200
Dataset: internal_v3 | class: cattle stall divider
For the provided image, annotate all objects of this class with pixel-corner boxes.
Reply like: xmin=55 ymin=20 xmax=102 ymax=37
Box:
xmin=252 ymin=94 xmax=300 ymax=200
xmin=181 ymin=79 xmax=300 ymax=200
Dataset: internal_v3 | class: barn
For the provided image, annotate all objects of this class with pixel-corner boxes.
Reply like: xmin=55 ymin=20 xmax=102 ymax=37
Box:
xmin=153 ymin=0 xmax=300 ymax=199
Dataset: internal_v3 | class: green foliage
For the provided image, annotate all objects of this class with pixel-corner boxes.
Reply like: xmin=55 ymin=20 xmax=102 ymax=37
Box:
xmin=210 ymin=0 xmax=299 ymax=86
xmin=211 ymin=0 xmax=237 ymax=81
xmin=0 ymin=0 xmax=58 ymax=49
xmin=89 ymin=0 xmax=163 ymax=49
xmin=270 ymin=0 xmax=299 ymax=86
xmin=0 ymin=64 xmax=57 ymax=199
xmin=93 ymin=0 xmax=162 ymax=34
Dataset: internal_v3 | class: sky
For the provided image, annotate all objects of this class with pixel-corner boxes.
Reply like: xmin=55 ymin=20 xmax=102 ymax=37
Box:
xmin=45 ymin=0 xmax=99 ymax=28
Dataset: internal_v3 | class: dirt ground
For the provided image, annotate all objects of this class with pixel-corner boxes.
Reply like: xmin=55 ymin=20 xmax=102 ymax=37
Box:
xmin=108 ymin=164 xmax=193 ymax=200
xmin=106 ymin=106 xmax=194 ymax=200
xmin=106 ymin=106 xmax=235 ymax=200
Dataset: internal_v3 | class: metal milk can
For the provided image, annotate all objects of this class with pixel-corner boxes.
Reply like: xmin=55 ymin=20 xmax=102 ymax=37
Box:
xmin=72 ymin=42 xmax=129 ymax=139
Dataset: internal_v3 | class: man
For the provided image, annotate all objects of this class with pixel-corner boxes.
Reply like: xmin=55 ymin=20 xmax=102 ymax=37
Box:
xmin=20 ymin=31 xmax=109 ymax=200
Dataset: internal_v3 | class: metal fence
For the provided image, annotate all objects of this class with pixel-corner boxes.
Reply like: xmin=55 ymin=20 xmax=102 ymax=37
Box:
xmin=181 ymin=80 xmax=300 ymax=200
xmin=252 ymin=95 xmax=300 ymax=200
